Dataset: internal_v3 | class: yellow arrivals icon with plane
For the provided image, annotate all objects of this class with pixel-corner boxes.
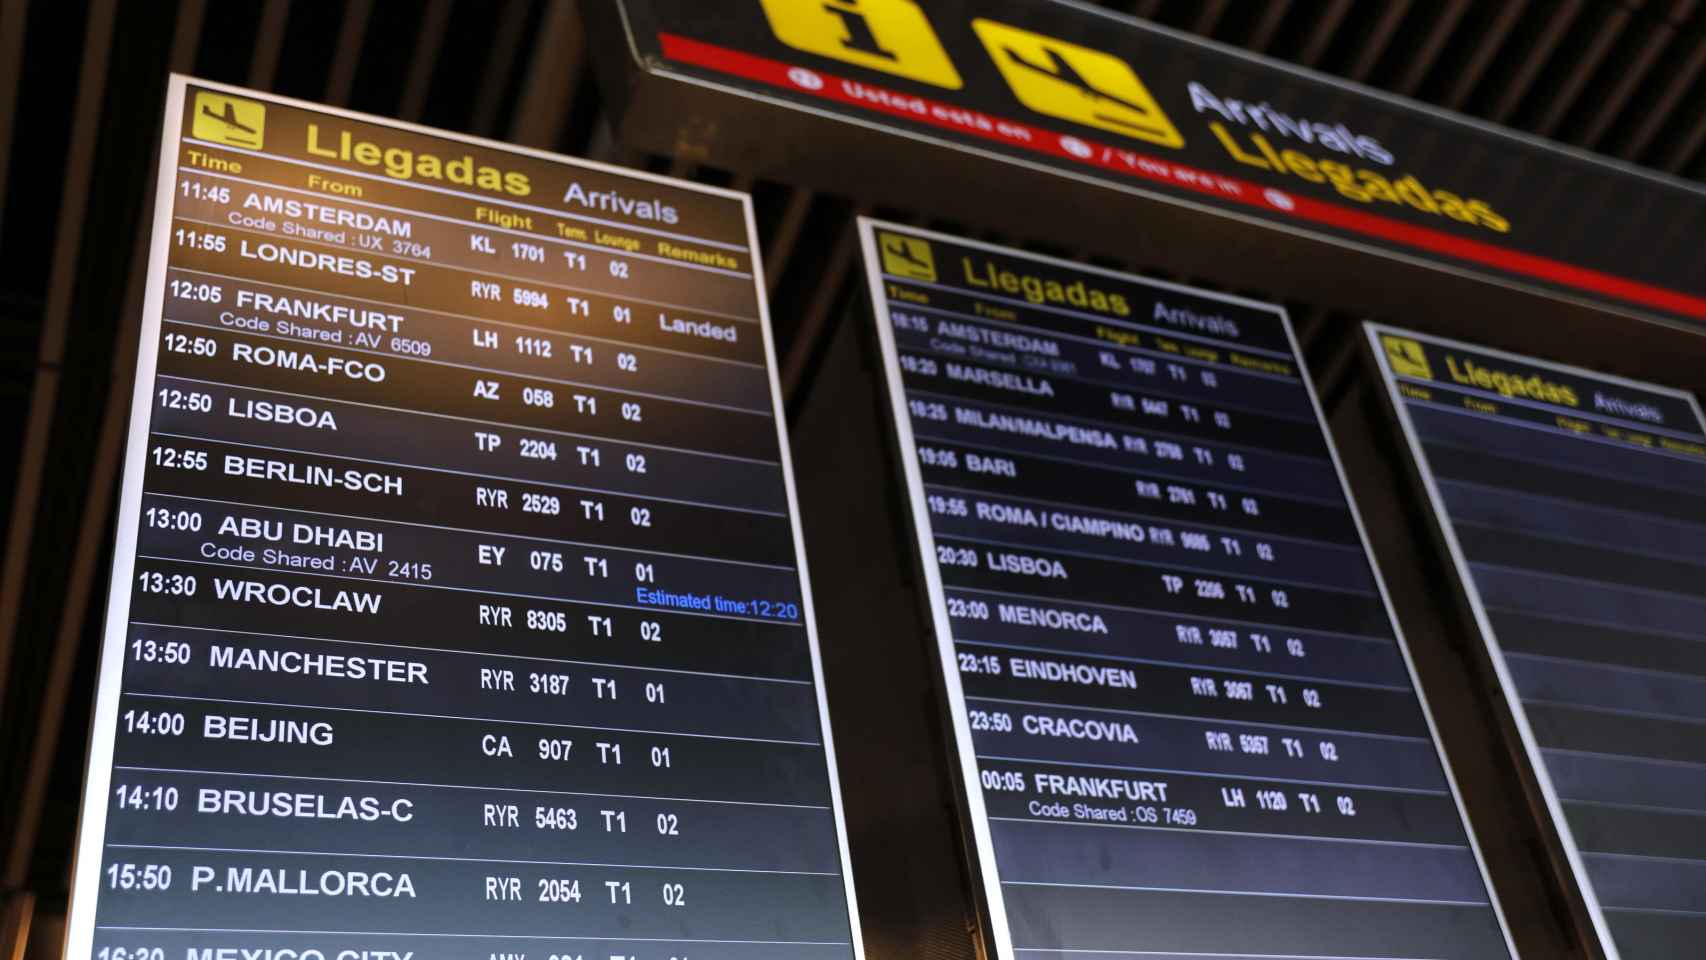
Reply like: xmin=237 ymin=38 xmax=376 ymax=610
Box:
xmin=759 ymin=0 xmax=963 ymax=89
xmin=1382 ymin=335 xmax=1434 ymax=380
xmin=880 ymin=233 xmax=937 ymax=282
xmin=972 ymin=19 xmax=1183 ymax=148
xmin=192 ymin=91 xmax=265 ymax=149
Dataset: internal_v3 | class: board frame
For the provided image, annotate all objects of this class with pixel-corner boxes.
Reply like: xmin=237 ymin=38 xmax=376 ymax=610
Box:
xmin=1364 ymin=320 xmax=1706 ymax=960
xmin=858 ymin=217 xmax=1520 ymax=960
xmin=62 ymin=73 xmax=869 ymax=960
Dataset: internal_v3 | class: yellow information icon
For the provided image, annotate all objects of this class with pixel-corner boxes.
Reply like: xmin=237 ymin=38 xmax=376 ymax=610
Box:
xmin=972 ymin=19 xmax=1182 ymax=148
xmin=1383 ymin=336 xmax=1434 ymax=380
xmin=880 ymin=233 xmax=937 ymax=282
xmin=192 ymin=91 xmax=266 ymax=149
xmin=758 ymin=0 xmax=962 ymax=90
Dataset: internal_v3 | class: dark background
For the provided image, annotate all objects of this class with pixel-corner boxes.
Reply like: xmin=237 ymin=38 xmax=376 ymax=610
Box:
xmin=9 ymin=1 xmax=1706 ymax=957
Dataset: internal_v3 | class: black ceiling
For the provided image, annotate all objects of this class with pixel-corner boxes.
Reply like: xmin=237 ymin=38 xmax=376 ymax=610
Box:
xmin=3 ymin=0 xmax=1705 ymax=934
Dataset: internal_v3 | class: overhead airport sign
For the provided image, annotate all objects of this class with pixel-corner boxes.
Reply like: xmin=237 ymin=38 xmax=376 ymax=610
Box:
xmin=599 ymin=0 xmax=1706 ymax=329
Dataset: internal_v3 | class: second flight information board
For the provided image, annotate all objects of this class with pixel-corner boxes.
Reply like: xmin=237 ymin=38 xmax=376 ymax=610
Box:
xmin=65 ymin=77 xmax=863 ymax=960
xmin=861 ymin=220 xmax=1515 ymax=960
xmin=1369 ymin=324 xmax=1706 ymax=959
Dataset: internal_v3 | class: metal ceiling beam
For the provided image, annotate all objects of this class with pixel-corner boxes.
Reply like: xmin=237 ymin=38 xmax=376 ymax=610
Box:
xmin=1346 ymin=0 xmax=1414 ymax=83
xmin=1487 ymin=0 xmax=1584 ymax=124
xmin=0 ymin=0 xmax=118 ymax=752
xmin=1577 ymin=17 xmax=1671 ymax=148
xmin=764 ymin=190 xmax=816 ymax=299
xmin=781 ymin=212 xmax=866 ymax=404
xmin=324 ymin=0 xmax=374 ymax=105
xmin=1245 ymin=0 xmax=1291 ymax=52
xmin=1191 ymin=0 xmax=1231 ymax=36
xmin=0 ymin=0 xmax=31 ymax=242
xmin=1662 ymin=101 xmax=1706 ymax=173
xmin=246 ymin=0 xmax=291 ymax=90
xmin=1393 ymin=0 xmax=1469 ymax=96
xmin=1296 ymin=0 xmax=1355 ymax=67
xmin=3 ymin=0 xmax=208 ymax=891
xmin=397 ymin=0 xmax=453 ymax=121
xmin=1618 ymin=29 xmax=1706 ymax=159
xmin=1533 ymin=5 xmax=1629 ymax=138
xmin=509 ymin=0 xmax=584 ymax=149
xmin=1442 ymin=0 xmax=1527 ymax=110
xmin=472 ymin=0 xmax=535 ymax=137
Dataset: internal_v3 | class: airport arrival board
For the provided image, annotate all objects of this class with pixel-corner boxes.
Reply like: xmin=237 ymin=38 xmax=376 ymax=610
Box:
xmin=64 ymin=76 xmax=864 ymax=960
xmin=861 ymin=220 xmax=1516 ymax=959
xmin=1369 ymin=324 xmax=1706 ymax=960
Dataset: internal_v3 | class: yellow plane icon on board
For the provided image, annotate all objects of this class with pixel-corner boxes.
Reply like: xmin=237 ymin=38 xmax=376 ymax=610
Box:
xmin=972 ymin=19 xmax=1183 ymax=148
xmin=880 ymin=233 xmax=937 ymax=282
xmin=192 ymin=91 xmax=266 ymax=149
xmin=1382 ymin=335 xmax=1434 ymax=380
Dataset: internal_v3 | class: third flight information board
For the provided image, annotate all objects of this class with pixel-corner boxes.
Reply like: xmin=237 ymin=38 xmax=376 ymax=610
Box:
xmin=1369 ymin=324 xmax=1706 ymax=959
xmin=861 ymin=220 xmax=1515 ymax=960
xmin=64 ymin=76 xmax=863 ymax=960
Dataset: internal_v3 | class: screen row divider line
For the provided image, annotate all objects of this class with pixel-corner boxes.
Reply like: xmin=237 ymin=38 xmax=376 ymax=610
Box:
xmin=889 ymin=299 xmax=1300 ymax=386
xmin=1446 ymin=515 xmax=1706 ymax=571
xmin=905 ymin=385 xmax=1334 ymax=474
xmin=97 ymin=923 xmax=851 ymax=946
xmin=1577 ymin=848 xmax=1706 ymax=868
xmin=1390 ymin=372 xmax=1706 ymax=444
xmin=933 ymin=530 xmax=1381 ymax=599
xmin=1403 ymin=397 xmax=1706 ymax=470
xmin=114 ymin=762 xmax=833 ymax=811
xmin=106 ymin=842 xmax=842 ymax=876
xmin=891 ymin=306 xmax=1315 ymax=418
xmin=1541 ymin=743 xmax=1706 ymax=775
xmin=1562 ymin=795 xmax=1706 ymax=820
xmin=148 ymin=426 xmax=788 ymax=518
xmin=1008 ymin=949 xmax=1443 ymax=959
xmin=946 ymin=584 xmax=1392 ymax=646
xmin=880 ymin=274 xmax=1293 ymax=363
xmin=972 ymin=751 xmax=1450 ymax=799
xmin=129 ymin=618 xmax=814 ymax=686
xmin=174 ymin=212 xmax=758 ymax=310
xmin=997 ymin=878 xmax=1489 ymax=909
xmin=180 ymin=166 xmax=757 ymax=278
xmin=161 ymin=315 xmax=775 ymax=417
xmin=124 ymin=689 xmax=824 ymax=748
xmin=170 ymin=265 xmax=769 ymax=371
xmin=911 ymin=429 xmax=1341 ymax=514
xmin=1503 ymin=649 xmax=1706 ymax=686
xmin=1436 ymin=475 xmax=1706 ymax=545
xmin=153 ymin=371 xmax=782 ymax=468
xmin=1597 ymin=904 xmax=1706 ymax=918
xmin=180 ymin=135 xmax=754 ymax=254
xmin=955 ymin=637 xmax=1410 ymax=692
xmin=1467 ymin=557 xmax=1706 ymax=609
xmin=142 ymin=488 xmax=799 ymax=573
xmin=981 ymin=815 xmax=1473 ymax=853
xmin=133 ymin=552 xmax=806 ymax=628
xmin=1480 ymin=603 xmax=1706 ymax=648
xmin=923 ymin=480 xmax=1367 ymax=555
xmin=967 ymin=694 xmax=1432 ymax=747
xmin=1519 ymin=694 xmax=1706 ymax=731
xmin=1423 ymin=448 xmax=1706 ymax=515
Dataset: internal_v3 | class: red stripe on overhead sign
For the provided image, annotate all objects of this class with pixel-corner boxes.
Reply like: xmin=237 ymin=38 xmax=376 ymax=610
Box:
xmin=658 ymin=32 xmax=1706 ymax=325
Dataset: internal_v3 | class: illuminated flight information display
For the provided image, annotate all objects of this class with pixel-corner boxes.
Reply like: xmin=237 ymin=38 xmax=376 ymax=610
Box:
xmin=861 ymin=220 xmax=1515 ymax=960
xmin=1369 ymin=324 xmax=1706 ymax=959
xmin=65 ymin=77 xmax=863 ymax=960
